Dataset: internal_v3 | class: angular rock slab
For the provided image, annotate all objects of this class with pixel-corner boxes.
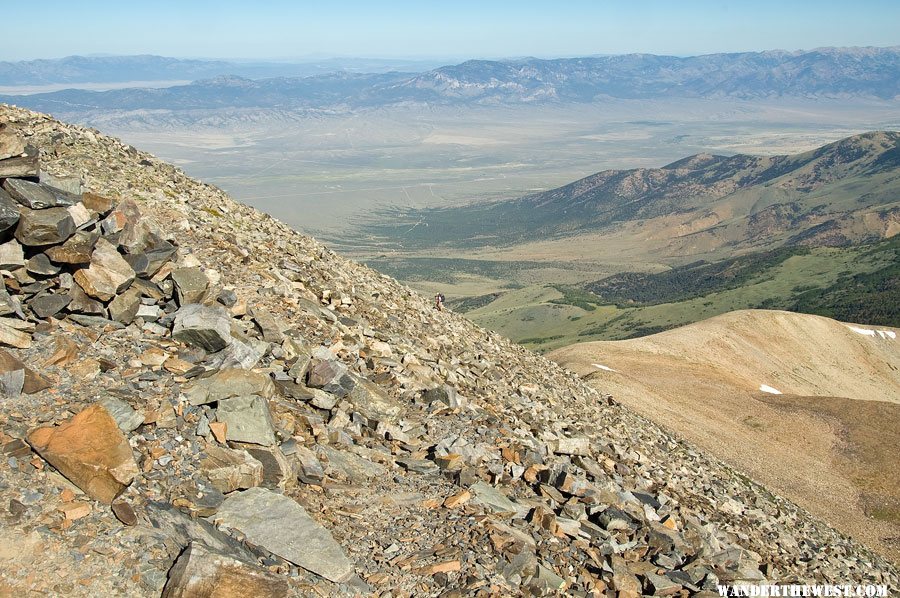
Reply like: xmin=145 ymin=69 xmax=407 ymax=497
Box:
xmin=2 ymin=178 xmax=79 ymax=209
xmin=15 ymin=206 xmax=75 ymax=247
xmin=470 ymin=481 xmax=523 ymax=515
xmin=211 ymin=487 xmax=354 ymax=583
xmin=162 ymin=541 xmax=289 ymax=598
xmin=171 ymin=267 xmax=209 ymax=305
xmin=216 ymin=395 xmax=277 ymax=446
xmin=201 ymin=445 xmax=264 ymax=493
xmin=27 ymin=403 xmax=139 ymax=503
xmin=172 ymin=304 xmax=233 ymax=352
xmin=0 ymin=123 xmax=25 ymax=160
xmin=185 ymin=368 xmax=276 ymax=406
xmin=0 ymin=188 xmax=20 ymax=234
xmin=73 ymin=237 xmax=135 ymax=301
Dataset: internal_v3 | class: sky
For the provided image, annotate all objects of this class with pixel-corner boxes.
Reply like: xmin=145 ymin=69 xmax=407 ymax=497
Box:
xmin=2 ymin=0 xmax=899 ymax=62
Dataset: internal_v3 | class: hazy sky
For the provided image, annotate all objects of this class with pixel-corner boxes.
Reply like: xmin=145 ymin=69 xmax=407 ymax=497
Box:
xmin=3 ymin=0 xmax=899 ymax=61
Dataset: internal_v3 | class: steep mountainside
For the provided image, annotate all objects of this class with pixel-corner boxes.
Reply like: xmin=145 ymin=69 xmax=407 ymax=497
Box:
xmin=4 ymin=47 xmax=899 ymax=116
xmin=366 ymin=131 xmax=900 ymax=253
xmin=0 ymin=105 xmax=898 ymax=596
xmin=549 ymin=309 xmax=900 ymax=561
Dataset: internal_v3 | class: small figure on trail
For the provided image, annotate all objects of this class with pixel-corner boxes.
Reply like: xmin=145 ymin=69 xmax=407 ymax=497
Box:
xmin=435 ymin=292 xmax=445 ymax=311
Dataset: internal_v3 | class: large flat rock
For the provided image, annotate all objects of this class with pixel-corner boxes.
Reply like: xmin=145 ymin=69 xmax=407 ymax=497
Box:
xmin=210 ymin=487 xmax=354 ymax=583
xmin=27 ymin=403 xmax=139 ymax=503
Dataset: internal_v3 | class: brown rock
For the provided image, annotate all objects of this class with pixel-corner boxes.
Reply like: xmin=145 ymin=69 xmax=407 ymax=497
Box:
xmin=59 ymin=501 xmax=92 ymax=521
xmin=200 ymin=445 xmax=264 ymax=493
xmin=0 ymin=319 xmax=32 ymax=349
xmin=209 ymin=421 xmax=227 ymax=444
xmin=81 ymin=192 xmax=116 ymax=215
xmin=45 ymin=231 xmax=98 ymax=265
xmin=0 ymin=123 xmax=25 ymax=160
xmin=74 ymin=238 xmax=135 ymax=301
xmin=162 ymin=541 xmax=289 ymax=598
xmin=27 ymin=404 xmax=139 ymax=504
xmin=444 ymin=489 xmax=472 ymax=509
xmin=111 ymin=501 xmax=138 ymax=526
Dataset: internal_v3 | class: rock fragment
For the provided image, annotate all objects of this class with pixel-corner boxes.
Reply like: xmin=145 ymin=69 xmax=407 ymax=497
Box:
xmin=216 ymin=395 xmax=277 ymax=446
xmin=162 ymin=541 xmax=289 ymax=598
xmin=27 ymin=404 xmax=139 ymax=503
xmin=172 ymin=304 xmax=232 ymax=352
xmin=73 ymin=237 xmax=135 ymax=301
xmin=211 ymin=487 xmax=354 ymax=583
xmin=15 ymin=206 xmax=75 ymax=246
xmin=200 ymin=445 xmax=264 ymax=493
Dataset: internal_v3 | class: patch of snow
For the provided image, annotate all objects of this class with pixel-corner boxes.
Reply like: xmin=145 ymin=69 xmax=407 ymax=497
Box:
xmin=592 ymin=363 xmax=618 ymax=373
xmin=759 ymin=384 xmax=782 ymax=395
xmin=847 ymin=325 xmax=877 ymax=337
xmin=847 ymin=325 xmax=896 ymax=340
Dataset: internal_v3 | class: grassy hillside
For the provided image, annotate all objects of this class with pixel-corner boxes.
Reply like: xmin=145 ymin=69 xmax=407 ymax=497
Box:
xmin=460 ymin=236 xmax=899 ymax=351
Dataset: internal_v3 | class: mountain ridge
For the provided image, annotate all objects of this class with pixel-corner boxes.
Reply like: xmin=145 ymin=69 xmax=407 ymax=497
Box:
xmin=3 ymin=47 xmax=899 ymax=116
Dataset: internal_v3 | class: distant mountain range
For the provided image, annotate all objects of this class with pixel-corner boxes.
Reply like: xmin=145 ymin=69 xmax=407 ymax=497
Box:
xmin=3 ymin=47 xmax=899 ymax=115
xmin=0 ymin=54 xmax=447 ymax=86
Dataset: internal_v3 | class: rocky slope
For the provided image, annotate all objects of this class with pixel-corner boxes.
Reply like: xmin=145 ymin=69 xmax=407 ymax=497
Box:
xmin=0 ymin=104 xmax=898 ymax=597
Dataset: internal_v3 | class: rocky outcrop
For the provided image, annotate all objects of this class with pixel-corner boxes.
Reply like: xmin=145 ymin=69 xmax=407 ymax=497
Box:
xmin=0 ymin=104 xmax=897 ymax=598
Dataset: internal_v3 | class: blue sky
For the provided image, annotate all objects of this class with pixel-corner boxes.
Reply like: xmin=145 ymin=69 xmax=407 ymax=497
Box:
xmin=2 ymin=0 xmax=899 ymax=61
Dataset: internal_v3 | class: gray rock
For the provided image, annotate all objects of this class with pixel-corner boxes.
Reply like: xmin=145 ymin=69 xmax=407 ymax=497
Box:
xmin=250 ymin=307 xmax=283 ymax=343
xmin=66 ymin=285 xmax=106 ymax=315
xmin=28 ymin=294 xmax=71 ymax=319
xmin=0 ymin=368 xmax=25 ymax=397
xmin=99 ymin=396 xmax=144 ymax=433
xmin=0 ymin=188 xmax=20 ymax=234
xmin=210 ymin=487 xmax=354 ymax=583
xmin=184 ymin=368 xmax=276 ymax=406
xmin=318 ymin=446 xmax=385 ymax=484
xmin=555 ymin=436 xmax=591 ymax=456
xmin=295 ymin=446 xmax=326 ymax=484
xmin=172 ymin=304 xmax=232 ymax=352
xmin=39 ymin=171 xmax=83 ymax=195
xmin=347 ymin=378 xmax=402 ymax=423
xmin=171 ymin=267 xmax=209 ymax=305
xmin=25 ymin=253 xmax=61 ymax=276
xmin=396 ymin=458 xmax=440 ymax=475
xmin=162 ymin=541 xmax=289 ymax=598
xmin=306 ymin=358 xmax=355 ymax=397
xmin=0 ymin=239 xmax=25 ymax=270
xmin=2 ymin=178 xmax=79 ymax=209
xmin=216 ymin=395 xmax=277 ymax=446
xmin=15 ymin=206 xmax=76 ymax=246
xmin=470 ymin=481 xmax=521 ymax=515
xmin=239 ymin=444 xmax=294 ymax=490
xmin=129 ymin=240 xmax=176 ymax=277
xmin=107 ymin=287 xmax=142 ymax=324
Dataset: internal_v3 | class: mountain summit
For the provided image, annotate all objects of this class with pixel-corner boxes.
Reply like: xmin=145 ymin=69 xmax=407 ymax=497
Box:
xmin=0 ymin=104 xmax=897 ymax=595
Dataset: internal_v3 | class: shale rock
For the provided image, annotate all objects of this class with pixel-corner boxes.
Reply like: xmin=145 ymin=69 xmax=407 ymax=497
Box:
xmin=27 ymin=404 xmax=139 ymax=503
xmin=211 ymin=487 xmax=354 ymax=583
